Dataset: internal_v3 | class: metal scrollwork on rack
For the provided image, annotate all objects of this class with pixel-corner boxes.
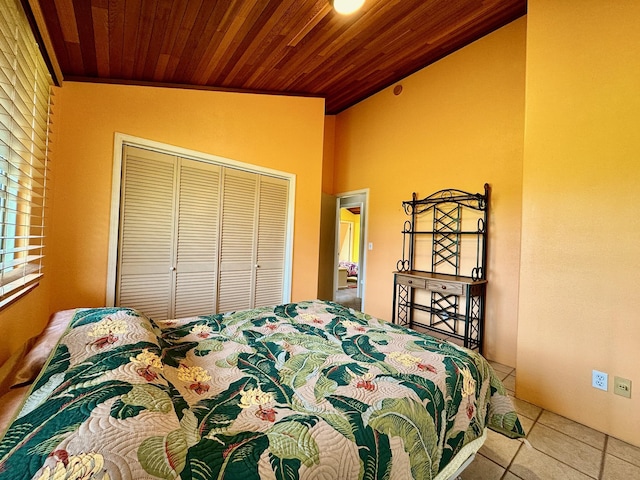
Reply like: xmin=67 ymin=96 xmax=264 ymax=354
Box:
xmin=399 ymin=184 xmax=489 ymax=279
xmin=402 ymin=193 xmax=418 ymax=215
xmin=477 ymin=217 xmax=485 ymax=233
xmin=396 ymin=220 xmax=413 ymax=272
xmin=402 ymin=187 xmax=487 ymax=216
xmin=471 ymin=266 xmax=484 ymax=281
xmin=396 ymin=259 xmax=410 ymax=272
xmin=472 ymin=217 xmax=487 ymax=279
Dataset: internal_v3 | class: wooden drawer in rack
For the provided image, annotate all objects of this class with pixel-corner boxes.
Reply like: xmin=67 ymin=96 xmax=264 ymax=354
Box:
xmin=396 ymin=275 xmax=426 ymax=289
xmin=426 ymin=280 xmax=463 ymax=296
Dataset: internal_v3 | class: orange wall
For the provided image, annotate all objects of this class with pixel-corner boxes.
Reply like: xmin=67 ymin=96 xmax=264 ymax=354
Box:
xmin=339 ymin=208 xmax=360 ymax=264
xmin=48 ymin=82 xmax=325 ymax=314
xmin=0 ymin=280 xmax=51 ymax=365
xmin=333 ymin=18 xmax=526 ymax=366
xmin=518 ymin=1 xmax=640 ymax=446
xmin=322 ymin=116 xmax=336 ymax=194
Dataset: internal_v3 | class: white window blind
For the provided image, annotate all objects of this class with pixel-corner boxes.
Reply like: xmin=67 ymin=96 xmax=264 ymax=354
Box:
xmin=0 ymin=0 xmax=52 ymax=307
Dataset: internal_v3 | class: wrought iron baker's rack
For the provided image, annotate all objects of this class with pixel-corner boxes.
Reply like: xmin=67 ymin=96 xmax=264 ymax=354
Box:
xmin=392 ymin=184 xmax=489 ymax=352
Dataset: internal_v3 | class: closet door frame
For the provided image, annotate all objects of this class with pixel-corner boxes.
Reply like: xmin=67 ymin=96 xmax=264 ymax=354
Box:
xmin=106 ymin=133 xmax=296 ymax=308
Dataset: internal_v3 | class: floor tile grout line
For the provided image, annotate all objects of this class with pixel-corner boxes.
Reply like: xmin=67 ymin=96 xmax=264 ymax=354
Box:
xmin=524 ymin=445 xmax=600 ymax=479
xmin=581 ymin=431 xmax=640 ymax=469
xmin=500 ymin=441 xmax=525 ymax=479
xmin=534 ymin=416 xmax=606 ymax=452
xmin=513 ymin=393 xmax=612 ymax=454
xmin=473 ymin=399 xmax=536 ymax=479
xmin=480 ymin=399 xmax=637 ymax=479
xmin=472 ymin=451 xmax=509 ymax=477
xmin=472 ymin=368 xmax=638 ymax=477
xmin=598 ymin=435 xmax=608 ymax=480
xmin=525 ymin=409 xmax=604 ymax=479
xmin=604 ymin=449 xmax=640 ymax=469
xmin=498 ymin=403 xmax=543 ymax=479
xmin=500 ymin=376 xmax=639 ymax=478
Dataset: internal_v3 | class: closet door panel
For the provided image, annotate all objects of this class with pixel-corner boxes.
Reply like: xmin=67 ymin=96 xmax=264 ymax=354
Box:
xmin=174 ymin=272 xmax=217 ymax=317
xmin=119 ymin=277 xmax=171 ymax=320
xmin=116 ymin=145 xmax=290 ymax=318
xmin=117 ymin=146 xmax=176 ymax=319
xmin=217 ymin=169 xmax=258 ymax=312
xmin=174 ymin=160 xmax=221 ymax=318
xmin=254 ymin=176 xmax=288 ymax=307
xmin=254 ymin=269 xmax=284 ymax=308
xmin=218 ymin=271 xmax=253 ymax=312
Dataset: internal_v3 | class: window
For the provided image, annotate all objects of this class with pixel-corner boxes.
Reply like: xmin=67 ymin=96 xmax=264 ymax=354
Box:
xmin=0 ymin=0 xmax=52 ymax=308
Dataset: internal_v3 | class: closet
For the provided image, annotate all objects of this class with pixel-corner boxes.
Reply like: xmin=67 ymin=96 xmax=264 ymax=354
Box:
xmin=115 ymin=145 xmax=289 ymax=320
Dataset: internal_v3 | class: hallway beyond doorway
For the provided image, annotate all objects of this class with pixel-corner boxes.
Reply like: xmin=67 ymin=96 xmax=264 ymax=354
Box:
xmin=334 ymin=285 xmax=361 ymax=311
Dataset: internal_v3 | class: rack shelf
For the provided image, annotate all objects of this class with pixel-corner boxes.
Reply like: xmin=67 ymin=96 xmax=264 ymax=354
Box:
xmin=392 ymin=185 xmax=489 ymax=352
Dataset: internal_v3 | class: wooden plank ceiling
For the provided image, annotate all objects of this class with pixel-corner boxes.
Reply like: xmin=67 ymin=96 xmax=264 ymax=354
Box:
xmin=37 ymin=0 xmax=526 ymax=114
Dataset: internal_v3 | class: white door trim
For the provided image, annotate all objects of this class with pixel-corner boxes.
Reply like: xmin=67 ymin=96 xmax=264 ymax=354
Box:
xmin=334 ymin=188 xmax=369 ymax=309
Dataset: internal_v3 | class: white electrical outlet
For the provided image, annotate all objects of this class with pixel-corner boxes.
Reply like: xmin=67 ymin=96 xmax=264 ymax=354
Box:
xmin=592 ymin=370 xmax=608 ymax=391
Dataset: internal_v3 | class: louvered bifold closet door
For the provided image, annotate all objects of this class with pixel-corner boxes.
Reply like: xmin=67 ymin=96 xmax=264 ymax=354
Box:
xmin=217 ymin=169 xmax=258 ymax=312
xmin=117 ymin=146 xmax=177 ymax=320
xmin=254 ymin=176 xmax=288 ymax=308
xmin=174 ymin=160 xmax=221 ymax=318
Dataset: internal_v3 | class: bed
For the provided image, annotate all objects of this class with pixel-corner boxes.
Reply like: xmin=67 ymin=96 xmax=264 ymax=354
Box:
xmin=0 ymin=300 xmax=524 ymax=479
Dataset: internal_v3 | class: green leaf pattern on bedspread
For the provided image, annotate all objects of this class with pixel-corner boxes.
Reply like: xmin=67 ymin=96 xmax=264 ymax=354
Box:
xmin=0 ymin=301 xmax=524 ymax=479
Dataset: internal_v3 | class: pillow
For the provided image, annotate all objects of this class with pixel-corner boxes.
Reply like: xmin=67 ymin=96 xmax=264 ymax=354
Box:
xmin=0 ymin=337 xmax=38 ymax=397
xmin=1 ymin=309 xmax=76 ymax=393
xmin=0 ymin=385 xmax=30 ymax=434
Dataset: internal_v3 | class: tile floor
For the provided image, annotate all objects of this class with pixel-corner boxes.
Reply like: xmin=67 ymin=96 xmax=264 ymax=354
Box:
xmin=334 ymin=286 xmax=362 ymax=311
xmin=461 ymin=361 xmax=640 ymax=480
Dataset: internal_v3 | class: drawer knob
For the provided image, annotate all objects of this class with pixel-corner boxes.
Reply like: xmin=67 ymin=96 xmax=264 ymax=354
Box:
xmin=441 ymin=285 xmax=446 ymax=290
xmin=408 ymin=280 xmax=413 ymax=284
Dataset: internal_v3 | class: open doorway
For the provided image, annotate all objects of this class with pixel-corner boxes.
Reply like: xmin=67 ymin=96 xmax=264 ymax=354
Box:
xmin=334 ymin=190 xmax=368 ymax=311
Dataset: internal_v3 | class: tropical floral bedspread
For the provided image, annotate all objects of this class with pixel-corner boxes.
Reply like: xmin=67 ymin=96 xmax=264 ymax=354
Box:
xmin=0 ymin=300 xmax=524 ymax=479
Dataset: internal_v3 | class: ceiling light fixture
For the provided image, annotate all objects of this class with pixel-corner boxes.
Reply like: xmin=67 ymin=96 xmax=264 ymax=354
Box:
xmin=331 ymin=0 xmax=365 ymax=15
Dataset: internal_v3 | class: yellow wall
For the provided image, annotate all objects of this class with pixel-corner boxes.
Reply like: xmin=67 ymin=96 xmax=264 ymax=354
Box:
xmin=0 ymin=280 xmax=51 ymax=365
xmin=518 ymin=1 xmax=640 ymax=446
xmin=333 ymin=18 xmax=526 ymax=366
xmin=322 ymin=116 xmax=336 ymax=194
xmin=48 ymin=82 xmax=325 ymax=314
xmin=339 ymin=209 xmax=360 ymax=263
